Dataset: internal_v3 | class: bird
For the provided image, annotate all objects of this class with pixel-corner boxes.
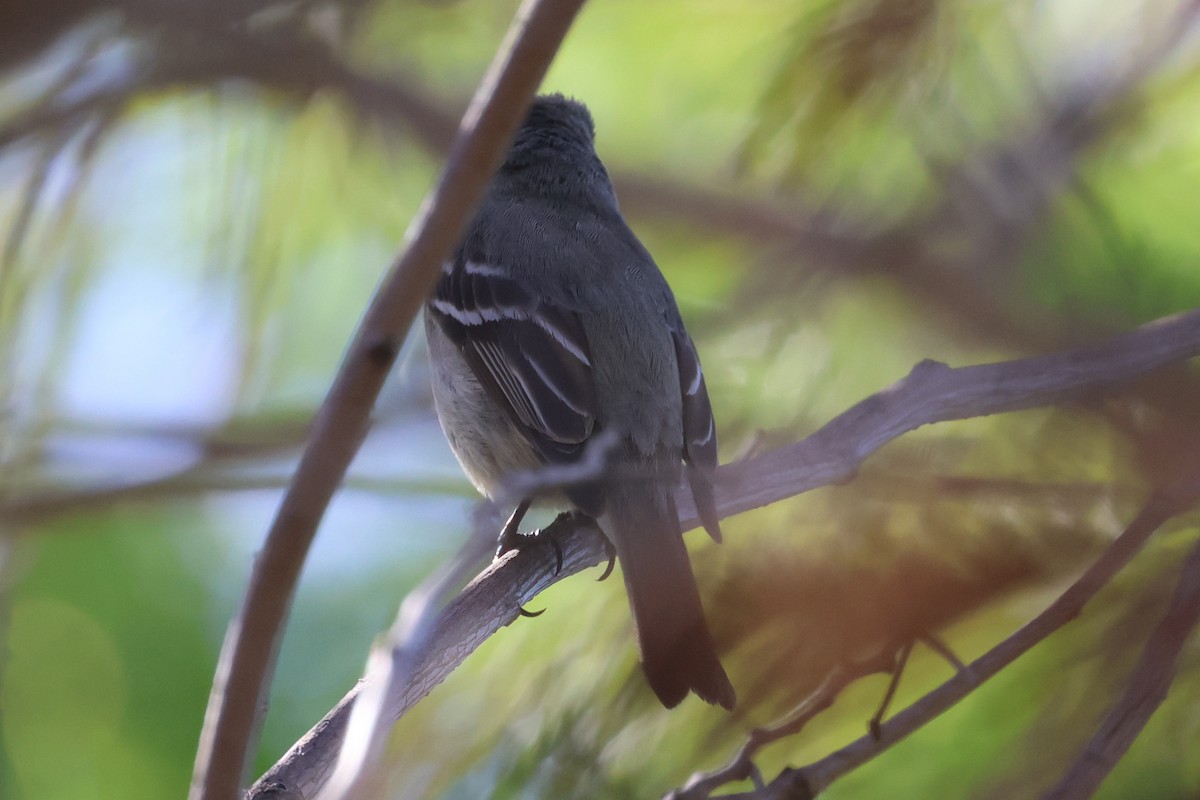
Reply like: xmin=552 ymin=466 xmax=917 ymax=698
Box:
xmin=423 ymin=93 xmax=734 ymax=710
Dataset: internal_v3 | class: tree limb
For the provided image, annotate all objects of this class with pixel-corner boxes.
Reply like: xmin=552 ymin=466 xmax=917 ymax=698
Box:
xmin=188 ymin=1 xmax=587 ymax=797
xmin=251 ymin=307 xmax=1200 ymax=799
xmin=713 ymin=308 xmax=1200 ymax=522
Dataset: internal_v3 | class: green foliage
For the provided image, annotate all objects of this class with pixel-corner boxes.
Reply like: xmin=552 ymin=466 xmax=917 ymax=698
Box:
xmin=2 ymin=509 xmax=220 ymax=798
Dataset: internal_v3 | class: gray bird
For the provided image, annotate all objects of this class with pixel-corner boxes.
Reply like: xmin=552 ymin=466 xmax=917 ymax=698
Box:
xmin=424 ymin=94 xmax=734 ymax=709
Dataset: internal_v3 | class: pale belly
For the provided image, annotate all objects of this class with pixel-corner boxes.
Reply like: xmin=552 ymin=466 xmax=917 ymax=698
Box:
xmin=425 ymin=311 xmax=545 ymax=500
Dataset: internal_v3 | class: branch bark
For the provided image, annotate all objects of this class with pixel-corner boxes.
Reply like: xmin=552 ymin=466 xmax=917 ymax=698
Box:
xmin=251 ymin=307 xmax=1200 ymax=799
xmin=188 ymin=2 xmax=587 ymax=797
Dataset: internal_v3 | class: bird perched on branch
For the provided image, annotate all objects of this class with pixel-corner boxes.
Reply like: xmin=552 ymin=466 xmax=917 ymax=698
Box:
xmin=424 ymin=94 xmax=734 ymax=710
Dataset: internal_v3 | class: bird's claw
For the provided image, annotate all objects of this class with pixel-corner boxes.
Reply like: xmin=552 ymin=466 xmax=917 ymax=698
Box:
xmin=596 ymin=537 xmax=616 ymax=582
xmin=495 ymin=498 xmax=532 ymax=559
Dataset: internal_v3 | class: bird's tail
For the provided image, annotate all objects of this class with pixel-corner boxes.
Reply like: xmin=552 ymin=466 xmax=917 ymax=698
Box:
xmin=602 ymin=482 xmax=735 ymax=710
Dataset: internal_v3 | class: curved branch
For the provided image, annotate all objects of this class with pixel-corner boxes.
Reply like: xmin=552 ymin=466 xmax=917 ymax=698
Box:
xmin=188 ymin=1 xmax=587 ymax=798
xmin=252 ymin=307 xmax=1200 ymax=799
xmin=713 ymin=308 xmax=1200 ymax=522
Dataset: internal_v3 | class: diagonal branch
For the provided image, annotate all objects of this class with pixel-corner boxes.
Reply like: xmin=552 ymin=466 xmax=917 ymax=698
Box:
xmin=1042 ymin=530 xmax=1200 ymax=800
xmin=668 ymin=654 xmax=898 ymax=800
xmin=188 ymin=1 xmax=587 ymax=798
xmin=251 ymin=307 xmax=1200 ymax=799
xmin=248 ymin=518 xmax=609 ymax=800
xmin=709 ymin=478 xmax=1200 ymax=800
xmin=712 ymin=308 xmax=1200 ymax=522
xmin=315 ymin=520 xmax=499 ymax=800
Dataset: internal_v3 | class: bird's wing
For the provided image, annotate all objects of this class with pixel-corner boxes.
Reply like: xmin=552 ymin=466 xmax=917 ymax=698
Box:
xmin=670 ymin=325 xmax=722 ymax=542
xmin=427 ymin=257 xmax=598 ymax=463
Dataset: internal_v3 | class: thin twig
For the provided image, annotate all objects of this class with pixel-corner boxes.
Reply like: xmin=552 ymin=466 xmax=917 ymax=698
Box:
xmin=717 ymin=478 xmax=1200 ymax=800
xmin=674 ymin=633 xmax=968 ymax=799
xmin=918 ymin=633 xmax=969 ymax=674
xmin=1042 ymin=531 xmax=1200 ymax=800
xmin=868 ymin=642 xmax=913 ymax=739
xmin=187 ymin=1 xmax=587 ymax=797
xmin=670 ymin=653 xmax=895 ymax=800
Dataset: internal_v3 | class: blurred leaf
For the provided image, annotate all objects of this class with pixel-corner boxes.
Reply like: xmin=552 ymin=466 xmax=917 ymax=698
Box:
xmin=1 ymin=508 xmax=221 ymax=798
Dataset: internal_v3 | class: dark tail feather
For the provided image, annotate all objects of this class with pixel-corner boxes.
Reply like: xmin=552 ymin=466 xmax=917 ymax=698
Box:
xmin=687 ymin=463 xmax=723 ymax=543
xmin=602 ymin=484 xmax=735 ymax=710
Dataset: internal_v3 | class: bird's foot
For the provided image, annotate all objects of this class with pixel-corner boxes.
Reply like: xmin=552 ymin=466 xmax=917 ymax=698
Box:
xmin=496 ymin=522 xmax=565 ymax=575
xmin=495 ymin=498 xmax=533 ymax=560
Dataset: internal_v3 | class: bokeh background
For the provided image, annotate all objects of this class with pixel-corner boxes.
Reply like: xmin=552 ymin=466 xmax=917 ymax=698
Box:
xmin=3 ymin=0 xmax=1200 ymax=798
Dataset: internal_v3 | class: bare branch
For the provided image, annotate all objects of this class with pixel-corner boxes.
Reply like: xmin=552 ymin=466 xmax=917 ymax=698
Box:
xmin=670 ymin=635 xmax=967 ymax=800
xmin=320 ymin=437 xmax=618 ymax=798
xmin=249 ymin=516 xmax=608 ymax=800
xmin=188 ymin=1 xmax=587 ymax=797
xmin=1042 ymin=531 xmax=1200 ymax=800
xmin=716 ymin=478 xmax=1200 ymax=800
xmin=318 ymin=522 xmax=497 ymax=800
xmin=668 ymin=655 xmax=896 ymax=800
xmin=252 ymin=307 xmax=1200 ymax=799
xmin=711 ymin=309 xmax=1200 ymax=523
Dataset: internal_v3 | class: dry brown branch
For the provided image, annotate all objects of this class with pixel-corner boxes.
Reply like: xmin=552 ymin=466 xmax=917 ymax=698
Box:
xmin=251 ymin=307 xmax=1200 ymax=799
xmin=1042 ymin=531 xmax=1200 ymax=800
xmin=187 ymin=1 xmax=587 ymax=797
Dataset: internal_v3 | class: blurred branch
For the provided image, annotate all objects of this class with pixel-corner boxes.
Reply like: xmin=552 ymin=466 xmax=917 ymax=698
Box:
xmin=251 ymin=307 xmax=1200 ymax=799
xmin=1042 ymin=530 xmax=1200 ymax=800
xmin=729 ymin=0 xmax=1200 ymax=353
xmin=248 ymin=514 xmax=609 ymax=800
xmin=1 ymin=28 xmax=102 ymax=273
xmin=1 ymin=416 xmax=309 ymax=527
xmin=5 ymin=471 xmax=467 ymax=528
xmin=0 ymin=406 xmax=476 ymax=528
xmin=5 ymin=0 xmax=1196 ymax=368
xmin=316 ymin=513 xmax=497 ymax=800
xmin=669 ymin=655 xmax=898 ymax=799
xmin=0 ymin=22 xmax=867 ymax=279
xmin=0 ymin=11 xmax=456 ymax=149
xmin=713 ymin=309 xmax=1200 ymax=521
xmin=188 ymin=1 xmax=587 ymax=798
xmin=686 ymin=478 xmax=1200 ymax=800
